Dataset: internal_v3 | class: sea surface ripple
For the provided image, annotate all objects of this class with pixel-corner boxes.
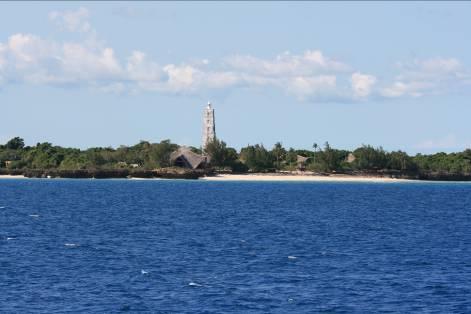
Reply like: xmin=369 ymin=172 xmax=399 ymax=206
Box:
xmin=1 ymin=179 xmax=471 ymax=313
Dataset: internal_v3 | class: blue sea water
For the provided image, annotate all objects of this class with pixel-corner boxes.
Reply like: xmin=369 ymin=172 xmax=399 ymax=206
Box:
xmin=1 ymin=179 xmax=471 ymax=313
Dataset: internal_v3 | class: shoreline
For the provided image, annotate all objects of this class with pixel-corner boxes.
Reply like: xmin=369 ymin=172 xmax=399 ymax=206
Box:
xmin=200 ymin=174 xmax=412 ymax=183
xmin=1 ymin=173 xmax=403 ymax=182
xmin=0 ymin=175 xmax=28 ymax=179
xmin=1 ymin=173 xmax=470 ymax=183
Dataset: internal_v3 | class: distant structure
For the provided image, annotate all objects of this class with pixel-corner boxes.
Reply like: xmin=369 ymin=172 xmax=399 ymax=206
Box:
xmin=202 ymin=102 xmax=216 ymax=150
xmin=169 ymin=102 xmax=215 ymax=170
xmin=170 ymin=147 xmax=209 ymax=170
xmin=297 ymin=155 xmax=310 ymax=171
xmin=346 ymin=153 xmax=356 ymax=163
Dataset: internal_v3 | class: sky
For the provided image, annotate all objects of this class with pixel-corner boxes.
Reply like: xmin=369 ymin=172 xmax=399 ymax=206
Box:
xmin=0 ymin=2 xmax=470 ymax=154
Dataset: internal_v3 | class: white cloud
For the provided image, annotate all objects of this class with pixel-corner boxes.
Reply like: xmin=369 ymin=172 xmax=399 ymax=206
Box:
xmin=381 ymin=57 xmax=468 ymax=98
xmin=3 ymin=34 xmax=60 ymax=84
xmin=221 ymin=51 xmax=352 ymax=99
xmin=380 ymin=81 xmax=433 ymax=98
xmin=285 ymin=75 xmax=337 ymax=100
xmin=1 ymin=27 xmax=468 ymax=102
xmin=0 ymin=43 xmax=6 ymax=67
xmin=351 ymin=72 xmax=376 ymax=98
xmin=396 ymin=57 xmax=463 ymax=83
xmin=201 ymin=71 xmax=239 ymax=89
xmin=415 ymin=134 xmax=467 ymax=151
xmin=1 ymin=8 xmax=470 ymax=103
xmin=0 ymin=43 xmax=5 ymax=84
xmin=0 ymin=33 xmax=122 ymax=85
xmin=415 ymin=57 xmax=461 ymax=74
xmin=60 ymin=44 xmax=122 ymax=81
xmin=162 ymin=64 xmax=197 ymax=92
xmin=126 ymin=51 xmax=161 ymax=81
xmin=225 ymin=50 xmax=348 ymax=77
xmin=415 ymin=134 xmax=471 ymax=152
xmin=49 ymin=7 xmax=92 ymax=33
xmin=7 ymin=34 xmax=56 ymax=65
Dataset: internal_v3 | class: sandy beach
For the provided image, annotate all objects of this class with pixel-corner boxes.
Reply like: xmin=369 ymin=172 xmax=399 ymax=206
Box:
xmin=200 ymin=173 xmax=411 ymax=183
xmin=0 ymin=175 xmax=27 ymax=179
xmin=0 ymin=173 xmax=412 ymax=182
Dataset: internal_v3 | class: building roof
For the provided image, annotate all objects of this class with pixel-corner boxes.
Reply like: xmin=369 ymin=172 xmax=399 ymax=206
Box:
xmin=346 ymin=153 xmax=356 ymax=163
xmin=297 ymin=155 xmax=310 ymax=163
xmin=170 ymin=147 xmax=207 ymax=169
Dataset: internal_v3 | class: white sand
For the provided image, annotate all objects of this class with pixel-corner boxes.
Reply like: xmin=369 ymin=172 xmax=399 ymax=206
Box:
xmin=0 ymin=173 xmax=412 ymax=183
xmin=0 ymin=175 xmax=27 ymax=179
xmin=200 ymin=174 xmax=410 ymax=183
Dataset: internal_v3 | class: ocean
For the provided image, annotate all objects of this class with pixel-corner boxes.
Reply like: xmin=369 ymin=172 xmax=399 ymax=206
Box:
xmin=1 ymin=179 xmax=470 ymax=313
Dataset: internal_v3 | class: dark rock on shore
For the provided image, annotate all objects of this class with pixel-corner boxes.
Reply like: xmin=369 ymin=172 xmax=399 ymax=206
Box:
xmin=0 ymin=168 xmax=212 ymax=180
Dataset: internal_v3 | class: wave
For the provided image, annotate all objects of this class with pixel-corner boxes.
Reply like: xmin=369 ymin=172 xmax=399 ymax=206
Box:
xmin=188 ymin=282 xmax=202 ymax=287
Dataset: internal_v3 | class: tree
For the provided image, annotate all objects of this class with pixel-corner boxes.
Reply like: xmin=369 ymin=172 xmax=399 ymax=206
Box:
xmin=6 ymin=137 xmax=25 ymax=150
xmin=312 ymin=142 xmax=318 ymax=164
xmin=271 ymin=142 xmax=286 ymax=170
xmin=150 ymin=140 xmax=179 ymax=168
xmin=388 ymin=151 xmax=416 ymax=171
xmin=240 ymin=144 xmax=274 ymax=171
xmin=320 ymin=142 xmax=337 ymax=171
xmin=21 ymin=142 xmax=65 ymax=169
xmin=352 ymin=145 xmax=388 ymax=170
xmin=205 ymin=138 xmax=238 ymax=168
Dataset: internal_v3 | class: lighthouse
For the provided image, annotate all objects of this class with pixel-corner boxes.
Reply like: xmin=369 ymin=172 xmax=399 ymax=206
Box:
xmin=202 ymin=102 xmax=216 ymax=151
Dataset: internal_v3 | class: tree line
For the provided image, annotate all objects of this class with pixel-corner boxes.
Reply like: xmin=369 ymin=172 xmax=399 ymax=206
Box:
xmin=2 ymin=137 xmax=471 ymax=177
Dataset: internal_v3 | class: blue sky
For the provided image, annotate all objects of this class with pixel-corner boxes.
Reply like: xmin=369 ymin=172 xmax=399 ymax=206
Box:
xmin=1 ymin=2 xmax=470 ymax=154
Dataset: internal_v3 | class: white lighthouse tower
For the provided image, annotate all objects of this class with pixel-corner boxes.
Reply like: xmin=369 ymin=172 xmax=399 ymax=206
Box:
xmin=202 ymin=102 xmax=216 ymax=150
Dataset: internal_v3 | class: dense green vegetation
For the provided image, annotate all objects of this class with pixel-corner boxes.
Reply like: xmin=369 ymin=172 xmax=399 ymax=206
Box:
xmin=1 ymin=137 xmax=471 ymax=178
xmin=0 ymin=137 xmax=178 ymax=171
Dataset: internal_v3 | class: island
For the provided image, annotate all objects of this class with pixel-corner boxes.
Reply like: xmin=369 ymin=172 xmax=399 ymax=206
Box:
xmin=1 ymin=136 xmax=471 ymax=181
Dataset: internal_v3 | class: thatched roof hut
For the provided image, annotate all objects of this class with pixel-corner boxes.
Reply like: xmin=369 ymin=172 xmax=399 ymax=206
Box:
xmin=346 ymin=153 xmax=356 ymax=163
xmin=297 ymin=155 xmax=310 ymax=170
xmin=170 ymin=147 xmax=208 ymax=169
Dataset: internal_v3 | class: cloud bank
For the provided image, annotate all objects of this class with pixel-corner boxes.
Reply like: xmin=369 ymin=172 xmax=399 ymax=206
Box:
xmin=415 ymin=134 xmax=471 ymax=152
xmin=380 ymin=58 xmax=469 ymax=98
xmin=0 ymin=8 xmax=469 ymax=103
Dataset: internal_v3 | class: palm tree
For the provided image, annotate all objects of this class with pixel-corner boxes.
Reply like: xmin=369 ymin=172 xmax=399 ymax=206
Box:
xmin=272 ymin=142 xmax=285 ymax=170
xmin=312 ymin=143 xmax=318 ymax=164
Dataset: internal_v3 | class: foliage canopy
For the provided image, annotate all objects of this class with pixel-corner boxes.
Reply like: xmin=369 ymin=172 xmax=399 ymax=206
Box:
xmin=1 ymin=137 xmax=470 ymax=177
